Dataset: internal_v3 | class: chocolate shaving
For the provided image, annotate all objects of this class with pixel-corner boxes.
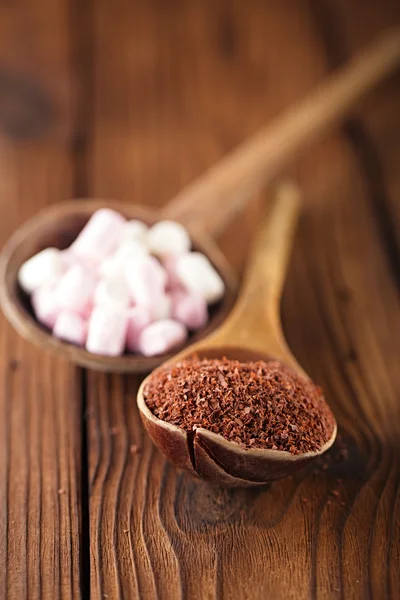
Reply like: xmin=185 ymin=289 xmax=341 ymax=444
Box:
xmin=217 ymin=369 xmax=228 ymax=388
xmin=144 ymin=357 xmax=335 ymax=455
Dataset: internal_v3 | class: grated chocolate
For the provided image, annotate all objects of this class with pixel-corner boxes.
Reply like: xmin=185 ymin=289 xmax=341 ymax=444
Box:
xmin=143 ymin=357 xmax=335 ymax=454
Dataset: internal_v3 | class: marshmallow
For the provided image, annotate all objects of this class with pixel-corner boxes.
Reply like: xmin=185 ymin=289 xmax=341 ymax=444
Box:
xmin=70 ymin=208 xmax=126 ymax=264
xmin=175 ymin=252 xmax=224 ymax=304
xmin=61 ymin=249 xmax=98 ymax=274
xmin=86 ymin=305 xmax=128 ymax=356
xmin=31 ymin=284 xmax=59 ymax=329
xmin=126 ymin=305 xmax=152 ymax=352
xmin=171 ymin=290 xmax=208 ymax=330
xmin=93 ymin=277 xmax=130 ymax=310
xmin=55 ymin=265 xmax=97 ymax=315
xmin=147 ymin=220 xmax=191 ymax=257
xmin=137 ymin=319 xmax=187 ymax=357
xmin=21 ymin=210 xmax=217 ymax=357
xmin=162 ymin=255 xmax=182 ymax=290
xmin=126 ymin=255 xmax=167 ymax=305
xmin=122 ymin=219 xmax=149 ymax=244
xmin=99 ymin=239 xmax=148 ymax=279
xmin=18 ymin=248 xmax=65 ymax=294
xmin=60 ymin=249 xmax=78 ymax=269
xmin=53 ymin=311 xmax=87 ymax=345
xmin=80 ymin=300 xmax=94 ymax=320
xmin=148 ymin=292 xmax=172 ymax=321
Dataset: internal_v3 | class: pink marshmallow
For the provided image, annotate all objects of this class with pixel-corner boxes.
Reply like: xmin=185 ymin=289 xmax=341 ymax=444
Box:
xmin=60 ymin=249 xmax=78 ymax=268
xmin=99 ymin=240 xmax=148 ymax=279
xmin=53 ymin=311 xmax=87 ymax=346
xmin=147 ymin=292 xmax=172 ymax=321
xmin=61 ymin=249 xmax=98 ymax=274
xmin=86 ymin=305 xmax=128 ymax=356
xmin=70 ymin=208 xmax=126 ymax=264
xmin=80 ymin=299 xmax=94 ymax=320
xmin=126 ymin=305 xmax=152 ymax=353
xmin=55 ymin=265 xmax=97 ymax=315
xmin=162 ymin=255 xmax=182 ymax=290
xmin=125 ymin=255 xmax=167 ymax=305
xmin=171 ymin=290 xmax=208 ymax=330
xmin=137 ymin=319 xmax=187 ymax=357
xmin=31 ymin=284 xmax=59 ymax=329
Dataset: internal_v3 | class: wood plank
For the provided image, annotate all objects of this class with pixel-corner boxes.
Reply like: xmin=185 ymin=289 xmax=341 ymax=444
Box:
xmin=86 ymin=0 xmax=400 ymax=598
xmin=0 ymin=0 xmax=84 ymax=597
xmin=285 ymin=3 xmax=400 ymax=597
xmin=311 ymin=0 xmax=400 ymax=280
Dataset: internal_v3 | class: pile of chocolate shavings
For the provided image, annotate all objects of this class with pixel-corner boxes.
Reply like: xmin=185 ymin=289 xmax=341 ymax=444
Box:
xmin=143 ymin=357 xmax=336 ymax=454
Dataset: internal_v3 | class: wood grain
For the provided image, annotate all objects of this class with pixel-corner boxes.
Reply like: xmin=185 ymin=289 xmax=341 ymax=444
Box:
xmin=86 ymin=0 xmax=400 ymax=599
xmin=0 ymin=0 xmax=399 ymax=598
xmin=164 ymin=28 xmax=400 ymax=236
xmin=0 ymin=0 xmax=83 ymax=597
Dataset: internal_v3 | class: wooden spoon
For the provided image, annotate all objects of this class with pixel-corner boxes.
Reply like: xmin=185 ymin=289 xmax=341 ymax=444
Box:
xmin=1 ymin=29 xmax=399 ymax=373
xmin=138 ymin=183 xmax=337 ymax=487
xmin=0 ymin=200 xmax=237 ymax=373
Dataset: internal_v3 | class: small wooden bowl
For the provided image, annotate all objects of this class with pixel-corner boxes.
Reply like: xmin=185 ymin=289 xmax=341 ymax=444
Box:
xmin=0 ymin=200 xmax=237 ymax=373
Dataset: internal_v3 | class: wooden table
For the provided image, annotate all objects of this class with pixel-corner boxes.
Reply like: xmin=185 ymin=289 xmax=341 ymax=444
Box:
xmin=0 ymin=1 xmax=399 ymax=598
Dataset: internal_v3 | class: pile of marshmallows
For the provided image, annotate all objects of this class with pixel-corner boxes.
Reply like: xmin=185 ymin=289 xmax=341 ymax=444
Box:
xmin=18 ymin=209 xmax=224 ymax=357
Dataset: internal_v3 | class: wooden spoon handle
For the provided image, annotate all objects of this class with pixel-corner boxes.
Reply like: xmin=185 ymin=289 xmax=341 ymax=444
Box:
xmin=208 ymin=182 xmax=302 ymax=364
xmin=166 ymin=28 xmax=400 ymax=237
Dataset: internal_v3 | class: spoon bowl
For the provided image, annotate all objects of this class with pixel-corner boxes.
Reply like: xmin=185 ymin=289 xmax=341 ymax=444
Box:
xmin=138 ymin=184 xmax=338 ymax=487
xmin=0 ymin=199 xmax=237 ymax=373
xmin=138 ymin=345 xmax=337 ymax=487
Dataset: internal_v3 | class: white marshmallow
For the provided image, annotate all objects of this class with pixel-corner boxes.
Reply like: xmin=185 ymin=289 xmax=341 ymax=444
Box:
xmin=126 ymin=305 xmax=152 ymax=353
xmin=99 ymin=239 xmax=148 ymax=279
xmin=18 ymin=248 xmax=65 ymax=294
xmin=70 ymin=208 xmax=126 ymax=264
xmin=31 ymin=284 xmax=59 ymax=329
xmin=126 ymin=255 xmax=167 ymax=305
xmin=171 ymin=290 xmax=208 ymax=330
xmin=122 ymin=219 xmax=149 ymax=244
xmin=147 ymin=220 xmax=191 ymax=257
xmin=137 ymin=319 xmax=187 ymax=357
xmin=53 ymin=311 xmax=87 ymax=346
xmin=175 ymin=252 xmax=224 ymax=304
xmin=55 ymin=265 xmax=97 ymax=315
xmin=86 ymin=305 xmax=128 ymax=356
xmin=93 ymin=277 xmax=130 ymax=310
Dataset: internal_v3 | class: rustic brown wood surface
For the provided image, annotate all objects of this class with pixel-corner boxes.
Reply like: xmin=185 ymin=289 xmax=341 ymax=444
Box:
xmin=0 ymin=0 xmax=83 ymax=599
xmin=0 ymin=0 xmax=399 ymax=599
